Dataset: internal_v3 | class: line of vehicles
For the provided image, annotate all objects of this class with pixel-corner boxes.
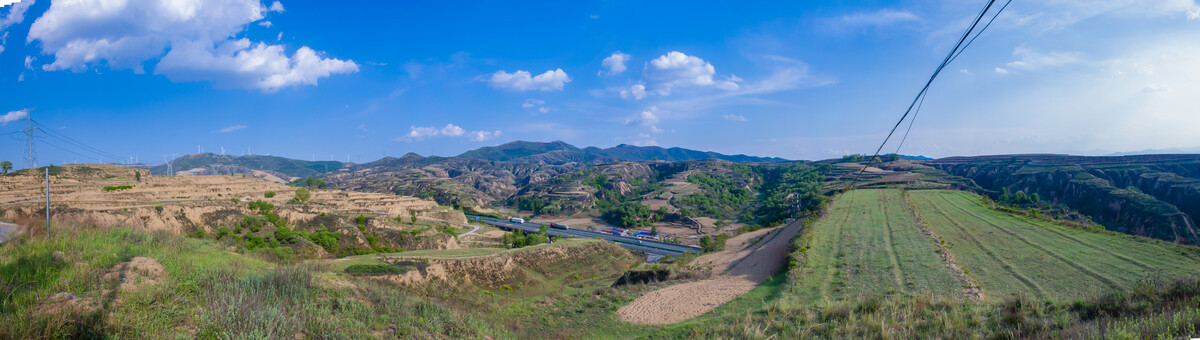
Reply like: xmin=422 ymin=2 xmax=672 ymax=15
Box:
xmin=510 ymin=217 xmax=572 ymax=231
xmin=474 ymin=215 xmax=700 ymax=256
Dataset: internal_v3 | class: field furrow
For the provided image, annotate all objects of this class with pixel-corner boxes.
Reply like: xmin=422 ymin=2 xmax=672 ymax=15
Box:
xmin=935 ymin=193 xmax=1121 ymax=292
xmin=910 ymin=190 xmax=1200 ymax=300
xmin=786 ymin=189 xmax=963 ymax=303
xmin=915 ymin=194 xmax=1045 ymax=296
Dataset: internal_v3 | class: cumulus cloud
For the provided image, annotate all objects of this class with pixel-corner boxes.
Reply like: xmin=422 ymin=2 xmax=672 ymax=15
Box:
xmin=723 ymin=114 xmax=747 ymax=122
xmin=486 ymin=69 xmax=571 ymax=91
xmin=214 ymin=125 xmax=247 ymax=133
xmin=619 ymin=83 xmax=646 ymax=100
xmin=0 ymin=108 xmax=31 ymax=125
xmin=268 ymin=1 xmax=285 ymax=12
xmin=25 ymin=0 xmax=356 ymax=91
xmin=467 ymin=130 xmax=502 ymax=142
xmin=646 ymin=51 xmax=738 ymax=94
xmin=600 ymin=52 xmax=631 ymax=75
xmin=0 ymin=0 xmax=33 ymax=32
xmin=399 ymin=124 xmax=500 ymax=142
xmin=0 ymin=0 xmax=34 ymax=54
xmin=258 ymin=20 xmax=273 ymax=28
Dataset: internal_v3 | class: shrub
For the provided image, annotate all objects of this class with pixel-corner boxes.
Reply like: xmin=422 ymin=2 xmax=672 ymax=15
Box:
xmin=295 ymin=188 xmax=311 ymax=203
xmin=274 ymin=223 xmax=296 ymax=244
xmin=216 ymin=227 xmax=232 ymax=240
xmin=102 ymin=185 xmax=134 ymax=192
xmin=305 ymin=231 xmax=340 ymax=254
xmin=264 ymin=191 xmax=276 ymax=198
xmin=344 ymin=264 xmax=406 ymax=276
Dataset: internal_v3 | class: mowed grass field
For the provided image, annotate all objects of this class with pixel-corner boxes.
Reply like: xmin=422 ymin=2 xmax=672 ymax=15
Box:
xmin=786 ymin=189 xmax=966 ymax=303
xmin=908 ymin=190 xmax=1200 ymax=300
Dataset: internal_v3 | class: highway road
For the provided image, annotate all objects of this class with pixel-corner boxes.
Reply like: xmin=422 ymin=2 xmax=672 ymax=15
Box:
xmin=465 ymin=215 xmax=701 ymax=257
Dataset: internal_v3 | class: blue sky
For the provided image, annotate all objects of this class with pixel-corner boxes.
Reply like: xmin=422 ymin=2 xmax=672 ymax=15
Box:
xmin=2 ymin=0 xmax=1199 ymax=168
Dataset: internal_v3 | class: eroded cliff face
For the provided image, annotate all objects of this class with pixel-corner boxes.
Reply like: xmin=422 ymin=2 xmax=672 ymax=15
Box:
xmin=929 ymin=156 xmax=1200 ymax=245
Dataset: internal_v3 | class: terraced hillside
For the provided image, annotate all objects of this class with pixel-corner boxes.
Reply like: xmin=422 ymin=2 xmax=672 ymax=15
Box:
xmin=908 ymin=190 xmax=1200 ymax=300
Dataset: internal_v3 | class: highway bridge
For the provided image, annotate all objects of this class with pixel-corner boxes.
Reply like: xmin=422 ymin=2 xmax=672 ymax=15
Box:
xmin=466 ymin=215 xmax=701 ymax=259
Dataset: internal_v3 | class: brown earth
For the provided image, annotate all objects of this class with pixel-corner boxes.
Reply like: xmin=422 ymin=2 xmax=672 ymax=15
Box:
xmin=374 ymin=240 xmax=635 ymax=288
xmin=0 ymin=164 xmax=450 ymax=235
xmin=616 ymin=218 xmax=805 ymax=324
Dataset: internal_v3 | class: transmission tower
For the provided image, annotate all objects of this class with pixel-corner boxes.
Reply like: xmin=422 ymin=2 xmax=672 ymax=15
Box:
xmin=22 ymin=116 xmax=39 ymax=169
xmin=162 ymin=154 xmax=177 ymax=175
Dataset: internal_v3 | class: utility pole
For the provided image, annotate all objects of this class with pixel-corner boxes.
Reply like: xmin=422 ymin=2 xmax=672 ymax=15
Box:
xmin=45 ymin=166 xmax=50 ymax=236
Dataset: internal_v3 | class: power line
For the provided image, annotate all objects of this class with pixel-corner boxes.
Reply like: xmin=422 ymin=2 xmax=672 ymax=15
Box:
xmin=846 ymin=0 xmax=1007 ymax=190
xmin=890 ymin=0 xmax=1012 ymax=155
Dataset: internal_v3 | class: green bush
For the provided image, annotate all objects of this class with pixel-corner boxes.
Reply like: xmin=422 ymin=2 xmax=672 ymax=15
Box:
xmin=295 ymin=188 xmax=311 ymax=203
xmin=305 ymin=231 xmax=341 ymax=254
xmin=264 ymin=191 xmax=276 ymax=198
xmin=102 ymin=185 xmax=134 ymax=192
xmin=274 ymin=223 xmax=296 ymax=243
xmin=344 ymin=264 xmax=407 ymax=276
xmin=216 ymin=227 xmax=231 ymax=240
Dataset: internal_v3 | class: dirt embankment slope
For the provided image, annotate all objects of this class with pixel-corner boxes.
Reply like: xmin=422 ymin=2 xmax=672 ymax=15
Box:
xmin=617 ymin=218 xmax=805 ymax=324
xmin=0 ymin=164 xmax=452 ymax=234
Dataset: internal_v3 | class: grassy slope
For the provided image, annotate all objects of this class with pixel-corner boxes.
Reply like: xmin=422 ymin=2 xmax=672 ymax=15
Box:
xmin=786 ymin=189 xmax=964 ymax=304
xmin=909 ymin=190 xmax=1200 ymax=300
xmin=0 ymin=227 xmax=506 ymax=339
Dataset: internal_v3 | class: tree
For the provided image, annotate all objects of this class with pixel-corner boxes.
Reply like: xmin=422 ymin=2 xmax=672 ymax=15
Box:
xmin=699 ymin=235 xmax=712 ymax=251
xmin=135 ymin=171 xmax=141 ymax=182
xmin=294 ymin=188 xmax=311 ymax=203
xmin=0 ymin=161 xmax=11 ymax=174
xmin=304 ymin=177 xmax=327 ymax=188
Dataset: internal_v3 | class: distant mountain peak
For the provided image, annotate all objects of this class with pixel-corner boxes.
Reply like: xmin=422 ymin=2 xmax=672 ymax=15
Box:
xmin=456 ymin=140 xmax=787 ymax=164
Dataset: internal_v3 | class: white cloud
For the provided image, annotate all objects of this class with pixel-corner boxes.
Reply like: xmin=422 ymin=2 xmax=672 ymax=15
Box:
xmin=827 ymin=9 xmax=920 ymax=30
xmin=268 ymin=1 xmax=285 ymax=12
xmin=600 ymin=52 xmax=631 ymax=75
xmin=994 ymin=67 xmax=1010 ymax=74
xmin=646 ymin=51 xmax=739 ymax=94
xmin=0 ymin=0 xmax=33 ymax=31
xmin=25 ymin=0 xmax=356 ymax=91
xmin=439 ymin=123 xmax=464 ymax=137
xmin=405 ymin=126 xmax=440 ymax=140
xmin=637 ymin=107 xmax=659 ymax=126
xmin=486 ymin=68 xmax=571 ymax=91
xmin=619 ymin=83 xmax=646 ymax=100
xmin=0 ymin=108 xmax=31 ymax=125
xmin=399 ymin=124 xmax=499 ymax=142
xmin=1000 ymin=46 xmax=1082 ymax=72
xmin=723 ymin=114 xmax=747 ymax=122
xmin=467 ymin=130 xmax=502 ymax=142
xmin=258 ymin=21 xmax=273 ymax=28
xmin=628 ymin=133 xmax=659 ymax=146
xmin=214 ymin=124 xmax=247 ymax=133
xmin=522 ymin=98 xmax=544 ymax=108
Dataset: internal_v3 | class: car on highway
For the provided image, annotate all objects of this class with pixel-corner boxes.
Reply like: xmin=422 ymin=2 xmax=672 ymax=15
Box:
xmin=509 ymin=217 xmax=526 ymax=224
xmin=549 ymin=223 xmax=570 ymax=230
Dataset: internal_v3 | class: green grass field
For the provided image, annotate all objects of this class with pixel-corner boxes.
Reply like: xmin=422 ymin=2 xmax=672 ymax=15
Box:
xmin=786 ymin=189 xmax=965 ymax=303
xmin=908 ymin=189 xmax=1200 ymax=300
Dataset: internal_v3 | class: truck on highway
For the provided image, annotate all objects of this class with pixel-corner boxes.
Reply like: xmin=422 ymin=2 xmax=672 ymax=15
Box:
xmin=509 ymin=217 xmax=526 ymax=224
xmin=549 ymin=223 xmax=570 ymax=230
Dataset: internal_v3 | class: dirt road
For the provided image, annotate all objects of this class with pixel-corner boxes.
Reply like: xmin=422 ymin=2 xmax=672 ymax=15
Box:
xmin=616 ymin=218 xmax=805 ymax=324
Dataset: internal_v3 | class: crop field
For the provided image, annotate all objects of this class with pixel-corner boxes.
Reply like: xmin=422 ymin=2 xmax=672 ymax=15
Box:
xmin=908 ymin=190 xmax=1200 ymax=300
xmin=786 ymin=189 xmax=966 ymax=303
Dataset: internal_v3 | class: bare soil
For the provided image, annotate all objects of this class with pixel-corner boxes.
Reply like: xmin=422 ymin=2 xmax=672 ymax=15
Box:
xmin=617 ymin=218 xmax=805 ymax=324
